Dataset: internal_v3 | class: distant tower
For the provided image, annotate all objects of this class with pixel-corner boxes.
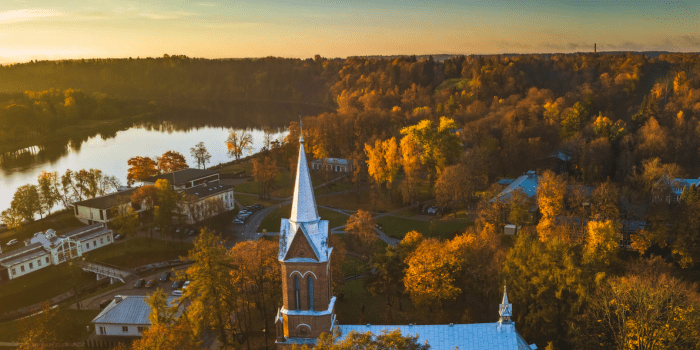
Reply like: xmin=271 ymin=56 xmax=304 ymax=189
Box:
xmin=594 ymin=43 xmax=597 ymax=54
xmin=499 ymin=285 xmax=513 ymax=324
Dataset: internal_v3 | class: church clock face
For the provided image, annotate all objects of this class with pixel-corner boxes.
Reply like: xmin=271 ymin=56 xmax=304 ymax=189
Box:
xmin=299 ymin=250 xmax=306 ymax=257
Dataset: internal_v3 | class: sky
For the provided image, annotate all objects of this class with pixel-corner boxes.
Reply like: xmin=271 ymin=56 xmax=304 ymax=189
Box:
xmin=1 ymin=0 xmax=699 ymax=63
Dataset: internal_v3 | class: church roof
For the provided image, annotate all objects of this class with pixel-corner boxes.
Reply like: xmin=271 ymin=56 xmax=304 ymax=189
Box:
xmin=290 ymin=141 xmax=319 ymax=223
xmin=337 ymin=323 xmax=535 ymax=350
xmin=279 ymin=137 xmax=331 ymax=262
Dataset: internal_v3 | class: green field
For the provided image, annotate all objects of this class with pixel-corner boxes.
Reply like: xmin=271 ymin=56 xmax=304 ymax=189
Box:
xmin=0 ymin=264 xmax=95 ymax=315
xmin=0 ymin=308 xmax=100 ymax=342
xmin=342 ymin=255 xmax=368 ymax=277
xmin=375 ymin=216 xmax=472 ymax=240
xmin=84 ymin=237 xmax=192 ymax=268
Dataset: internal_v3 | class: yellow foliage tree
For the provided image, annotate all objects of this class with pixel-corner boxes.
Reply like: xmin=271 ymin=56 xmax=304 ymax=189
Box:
xmin=583 ymin=220 xmax=621 ymax=268
xmin=536 ymin=170 xmax=567 ymax=242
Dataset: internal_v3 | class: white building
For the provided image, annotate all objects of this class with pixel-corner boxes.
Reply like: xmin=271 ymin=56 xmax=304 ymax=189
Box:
xmin=0 ymin=223 xmax=113 ymax=282
xmin=179 ymin=182 xmax=235 ymax=225
xmin=73 ymin=188 xmax=146 ymax=225
xmin=91 ymin=295 xmax=182 ymax=337
xmin=311 ymin=158 xmax=354 ymax=173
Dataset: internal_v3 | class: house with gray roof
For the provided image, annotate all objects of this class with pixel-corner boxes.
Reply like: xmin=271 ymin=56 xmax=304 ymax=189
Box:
xmin=0 ymin=223 xmax=114 ymax=282
xmin=92 ymin=295 xmax=182 ymax=337
xmin=73 ymin=187 xmax=146 ymax=225
xmin=142 ymin=168 xmax=218 ymax=190
xmin=491 ymin=171 xmax=541 ymax=203
xmin=311 ymin=158 xmax=354 ymax=173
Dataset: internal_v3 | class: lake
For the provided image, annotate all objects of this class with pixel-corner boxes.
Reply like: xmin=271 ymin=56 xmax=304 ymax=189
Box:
xmin=0 ymin=123 xmax=288 ymax=215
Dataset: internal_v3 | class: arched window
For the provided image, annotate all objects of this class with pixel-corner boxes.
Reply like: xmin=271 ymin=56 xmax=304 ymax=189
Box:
xmin=294 ymin=276 xmax=300 ymax=310
xmin=307 ymin=275 xmax=314 ymax=310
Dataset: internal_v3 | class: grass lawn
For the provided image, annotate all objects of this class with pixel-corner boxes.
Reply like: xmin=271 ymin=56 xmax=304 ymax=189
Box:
xmin=257 ymin=205 xmax=349 ymax=232
xmin=0 ymin=210 xmax=83 ymax=251
xmin=235 ymin=193 xmax=278 ymax=208
xmin=0 ymin=308 xmax=100 ymax=342
xmin=237 ymin=169 xmax=295 ymax=197
xmin=376 ymin=216 xmax=472 ymax=240
xmin=316 ymin=190 xmax=404 ymax=213
xmin=342 ymin=255 xmax=368 ymax=277
xmin=0 ymin=264 xmax=95 ymax=315
xmin=314 ymin=178 xmax=354 ymax=195
xmin=83 ymin=237 xmax=192 ymax=269
xmin=215 ymin=160 xmax=254 ymax=175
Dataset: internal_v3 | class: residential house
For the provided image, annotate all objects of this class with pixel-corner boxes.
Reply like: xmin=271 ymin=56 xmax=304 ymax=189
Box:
xmin=179 ymin=182 xmax=235 ymax=224
xmin=654 ymin=176 xmax=700 ymax=203
xmin=311 ymin=158 xmax=354 ymax=173
xmin=87 ymin=295 xmax=183 ymax=348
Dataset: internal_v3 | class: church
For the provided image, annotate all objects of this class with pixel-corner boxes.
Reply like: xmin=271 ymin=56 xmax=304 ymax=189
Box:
xmin=274 ymin=132 xmax=537 ymax=350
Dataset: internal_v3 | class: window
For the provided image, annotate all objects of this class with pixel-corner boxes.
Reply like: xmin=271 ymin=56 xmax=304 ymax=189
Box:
xmin=20 ymin=266 xmax=25 ymax=272
xmin=11 ymin=268 xmax=15 ymax=275
xmin=29 ymin=262 xmax=33 ymax=269
xmin=45 ymin=257 xmax=49 ymax=264
xmin=93 ymin=240 xmax=97 ymax=246
xmin=99 ymin=326 xmax=106 ymax=335
xmin=137 ymin=326 xmax=146 ymax=333
xmin=37 ymin=259 xmax=41 ymax=267
xmin=308 ymin=275 xmax=314 ymax=310
xmin=100 ymin=210 xmax=104 ymax=220
xmin=107 ymin=236 xmax=111 ymax=242
xmin=100 ymin=238 xmax=104 ymax=244
xmin=86 ymin=243 xmax=90 ymax=249
xmin=122 ymin=326 xmax=128 ymax=332
xmin=294 ymin=276 xmax=300 ymax=310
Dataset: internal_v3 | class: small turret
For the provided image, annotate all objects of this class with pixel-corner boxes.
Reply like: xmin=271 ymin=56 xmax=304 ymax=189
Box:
xmin=275 ymin=308 xmax=286 ymax=343
xmin=499 ymin=285 xmax=512 ymax=324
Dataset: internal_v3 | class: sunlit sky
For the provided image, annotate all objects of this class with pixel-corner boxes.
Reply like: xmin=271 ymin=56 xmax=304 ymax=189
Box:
xmin=1 ymin=0 xmax=699 ymax=63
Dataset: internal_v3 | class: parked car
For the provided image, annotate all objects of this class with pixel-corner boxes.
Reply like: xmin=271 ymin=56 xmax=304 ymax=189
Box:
xmin=154 ymin=226 xmax=161 ymax=231
xmin=188 ymin=229 xmax=196 ymax=236
xmin=145 ymin=279 xmax=156 ymax=288
xmin=172 ymin=289 xmax=184 ymax=296
xmin=114 ymin=234 xmax=123 ymax=240
xmin=6 ymin=239 xmax=18 ymax=246
xmin=134 ymin=279 xmax=145 ymax=288
xmin=232 ymin=219 xmax=244 ymax=224
xmin=160 ymin=271 xmax=172 ymax=282
xmin=175 ymin=227 xmax=182 ymax=234
xmin=172 ymin=280 xmax=185 ymax=289
xmin=183 ymin=281 xmax=190 ymax=290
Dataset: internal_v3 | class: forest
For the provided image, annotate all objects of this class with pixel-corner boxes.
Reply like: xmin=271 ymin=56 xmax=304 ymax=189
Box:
xmin=4 ymin=52 xmax=700 ymax=349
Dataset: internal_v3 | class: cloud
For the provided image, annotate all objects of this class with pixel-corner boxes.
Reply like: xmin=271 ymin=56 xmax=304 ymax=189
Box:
xmin=0 ymin=9 xmax=62 ymax=24
xmin=138 ymin=11 xmax=195 ymax=20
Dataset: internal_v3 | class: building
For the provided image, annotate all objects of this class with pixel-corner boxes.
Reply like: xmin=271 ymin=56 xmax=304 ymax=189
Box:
xmin=141 ymin=168 xmax=220 ymax=190
xmin=73 ymin=168 xmax=235 ymax=226
xmin=73 ymin=188 xmax=145 ymax=225
xmin=87 ymin=295 xmax=183 ymax=347
xmin=0 ymin=223 xmax=114 ymax=282
xmin=654 ymin=176 xmax=700 ymax=203
xmin=491 ymin=171 xmax=540 ymax=203
xmin=311 ymin=158 xmax=354 ymax=173
xmin=275 ymin=134 xmax=535 ymax=349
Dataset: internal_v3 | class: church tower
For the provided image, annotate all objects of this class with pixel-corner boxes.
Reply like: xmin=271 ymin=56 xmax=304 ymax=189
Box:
xmin=276 ymin=130 xmax=336 ymax=349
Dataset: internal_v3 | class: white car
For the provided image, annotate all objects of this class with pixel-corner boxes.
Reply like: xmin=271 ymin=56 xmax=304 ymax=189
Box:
xmin=172 ymin=290 xmax=184 ymax=296
xmin=6 ymin=239 xmax=18 ymax=246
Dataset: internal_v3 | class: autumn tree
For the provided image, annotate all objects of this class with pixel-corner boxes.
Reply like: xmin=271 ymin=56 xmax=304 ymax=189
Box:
xmin=154 ymin=179 xmax=180 ymax=234
xmin=383 ymin=137 xmax=401 ymax=197
xmin=37 ymin=171 xmax=60 ymax=216
xmin=1 ymin=207 xmax=23 ymax=232
xmin=127 ymin=156 xmax=159 ymax=186
xmin=434 ymin=163 xmax=474 ymax=214
xmin=403 ymin=237 xmax=461 ymax=309
xmin=111 ymin=206 xmax=139 ymax=252
xmin=303 ymin=329 xmax=430 ymax=350
xmin=583 ymin=220 xmax=621 ymax=270
xmin=399 ymin=135 xmax=422 ymax=205
xmin=575 ymin=269 xmax=700 ymax=350
xmin=365 ymin=139 xmax=387 ymax=189
xmin=183 ymin=228 xmax=237 ymax=347
xmin=190 ymin=142 xmax=212 ymax=169
xmin=229 ymin=239 xmax=281 ymax=350
xmin=536 ymin=170 xmax=567 ymax=242
xmin=133 ymin=289 xmax=201 ymax=350
xmin=503 ymin=233 xmax=587 ymax=348
xmin=226 ymin=129 xmax=253 ymax=160
xmin=366 ymin=245 xmax=406 ymax=316
xmin=157 ymin=150 xmax=189 ymax=173
xmin=11 ymin=184 xmax=41 ymax=221
xmin=345 ymin=210 xmax=377 ymax=253
xmin=400 ymin=117 xmax=461 ymax=183
xmin=252 ymin=156 xmax=279 ymax=199
xmin=17 ymin=302 xmax=59 ymax=350
xmin=591 ymin=179 xmax=620 ymax=221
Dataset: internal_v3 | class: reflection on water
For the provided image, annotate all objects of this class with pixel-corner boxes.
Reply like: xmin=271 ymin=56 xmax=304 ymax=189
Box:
xmin=0 ymin=101 xmax=330 ymax=213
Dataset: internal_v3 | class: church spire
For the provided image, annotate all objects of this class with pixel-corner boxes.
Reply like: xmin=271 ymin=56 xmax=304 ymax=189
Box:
xmin=499 ymin=285 xmax=512 ymax=323
xmin=289 ymin=123 xmax=319 ymax=224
